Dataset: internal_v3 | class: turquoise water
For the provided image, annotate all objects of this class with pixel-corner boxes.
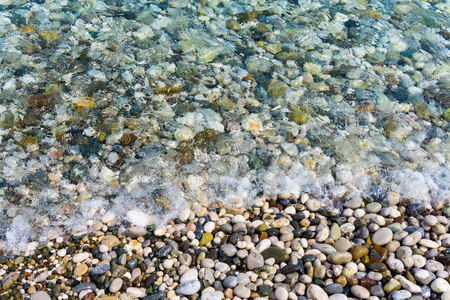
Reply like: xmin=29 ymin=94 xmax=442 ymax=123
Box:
xmin=0 ymin=0 xmax=449 ymax=251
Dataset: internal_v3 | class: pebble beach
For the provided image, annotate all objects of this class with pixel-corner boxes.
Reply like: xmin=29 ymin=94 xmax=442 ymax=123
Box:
xmin=0 ymin=0 xmax=449 ymax=298
xmin=1 ymin=195 xmax=450 ymax=300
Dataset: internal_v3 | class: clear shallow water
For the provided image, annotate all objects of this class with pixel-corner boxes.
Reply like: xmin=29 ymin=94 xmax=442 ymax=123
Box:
xmin=0 ymin=0 xmax=449 ymax=252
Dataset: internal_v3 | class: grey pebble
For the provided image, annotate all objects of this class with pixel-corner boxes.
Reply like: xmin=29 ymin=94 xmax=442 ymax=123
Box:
xmin=223 ymin=276 xmax=238 ymax=288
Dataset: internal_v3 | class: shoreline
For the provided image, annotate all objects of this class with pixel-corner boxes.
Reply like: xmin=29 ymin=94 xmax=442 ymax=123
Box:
xmin=1 ymin=195 xmax=449 ymax=300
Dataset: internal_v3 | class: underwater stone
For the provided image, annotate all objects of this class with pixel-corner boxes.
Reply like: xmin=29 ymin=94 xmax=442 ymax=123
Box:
xmin=267 ymin=81 xmax=289 ymax=98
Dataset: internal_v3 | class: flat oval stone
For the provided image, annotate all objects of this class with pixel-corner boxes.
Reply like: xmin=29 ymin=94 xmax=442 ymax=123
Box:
xmin=372 ymin=228 xmax=393 ymax=245
xmin=350 ymin=286 xmax=370 ymax=299
xmin=90 ymin=264 xmax=110 ymax=276
xmin=313 ymin=243 xmax=337 ymax=255
xmin=324 ymin=283 xmax=343 ymax=295
xmin=366 ymin=202 xmax=382 ymax=213
xmin=419 ymin=239 xmax=439 ymax=249
xmin=334 ymin=238 xmax=352 ymax=252
xmin=223 ymin=276 xmax=238 ymax=288
xmin=260 ymin=246 xmax=289 ymax=264
xmin=72 ymin=282 xmax=97 ymax=293
xmin=220 ymin=223 xmax=232 ymax=234
xmin=176 ymin=280 xmax=201 ymax=295
xmin=328 ymin=252 xmax=353 ymax=264
xmin=256 ymin=239 xmax=271 ymax=253
xmin=73 ymin=253 xmax=90 ymax=263
xmin=109 ymin=278 xmax=123 ymax=293
xmin=316 ymin=227 xmax=330 ymax=242
xmin=74 ymin=264 xmax=88 ymax=276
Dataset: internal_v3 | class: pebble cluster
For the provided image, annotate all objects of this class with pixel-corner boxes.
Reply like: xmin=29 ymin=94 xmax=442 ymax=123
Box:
xmin=1 ymin=195 xmax=450 ymax=300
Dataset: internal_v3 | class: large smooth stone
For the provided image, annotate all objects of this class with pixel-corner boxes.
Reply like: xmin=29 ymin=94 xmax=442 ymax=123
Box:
xmin=176 ymin=280 xmax=201 ymax=295
xmin=372 ymin=228 xmax=393 ymax=245
xmin=246 ymin=250 xmax=264 ymax=270
xmin=307 ymin=284 xmax=328 ymax=300
xmin=350 ymin=286 xmax=370 ymax=299
xmin=430 ymin=278 xmax=450 ymax=293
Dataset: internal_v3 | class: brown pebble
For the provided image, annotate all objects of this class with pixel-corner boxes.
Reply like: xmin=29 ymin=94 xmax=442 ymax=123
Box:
xmin=352 ymin=245 xmax=369 ymax=260
xmin=347 ymin=276 xmax=359 ymax=286
xmin=260 ymin=232 xmax=268 ymax=240
xmin=83 ymin=292 xmax=95 ymax=300
xmin=369 ymin=245 xmax=387 ymax=264
xmin=269 ymin=199 xmax=277 ymax=207
xmin=360 ymin=277 xmax=376 ymax=288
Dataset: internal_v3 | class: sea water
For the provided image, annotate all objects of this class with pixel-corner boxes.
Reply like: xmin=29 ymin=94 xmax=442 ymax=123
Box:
xmin=0 ymin=0 xmax=449 ymax=252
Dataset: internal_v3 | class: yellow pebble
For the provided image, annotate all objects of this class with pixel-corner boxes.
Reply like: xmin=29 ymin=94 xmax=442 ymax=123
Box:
xmin=40 ymin=30 xmax=60 ymax=42
xmin=167 ymin=290 xmax=177 ymax=298
xmin=73 ymin=263 xmax=88 ymax=277
xmin=27 ymin=286 xmax=36 ymax=294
